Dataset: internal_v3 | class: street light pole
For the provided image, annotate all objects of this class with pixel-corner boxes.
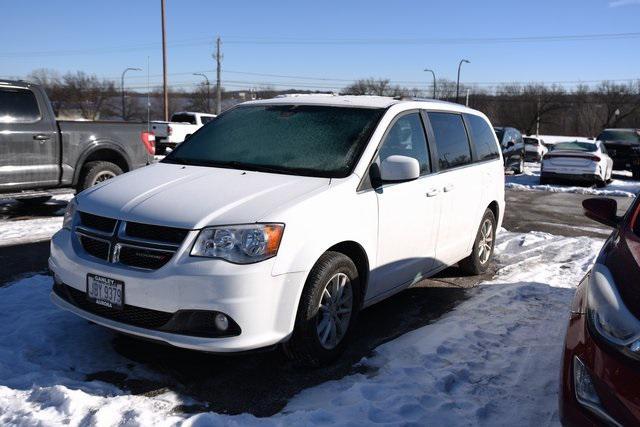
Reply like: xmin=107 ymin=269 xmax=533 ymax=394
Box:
xmin=160 ymin=0 xmax=169 ymax=121
xmin=121 ymin=67 xmax=142 ymax=120
xmin=456 ymin=59 xmax=470 ymax=104
xmin=193 ymin=73 xmax=211 ymax=113
xmin=424 ymin=69 xmax=436 ymax=99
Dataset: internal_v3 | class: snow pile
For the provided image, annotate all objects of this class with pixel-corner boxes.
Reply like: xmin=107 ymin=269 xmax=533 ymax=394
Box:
xmin=0 ymin=217 xmax=63 ymax=247
xmin=506 ymin=162 xmax=640 ymax=197
xmin=0 ymin=231 xmax=602 ymax=426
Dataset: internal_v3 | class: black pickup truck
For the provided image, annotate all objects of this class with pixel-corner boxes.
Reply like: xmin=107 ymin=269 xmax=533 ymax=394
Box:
xmin=0 ymin=80 xmax=155 ymax=203
xmin=597 ymin=128 xmax=640 ymax=179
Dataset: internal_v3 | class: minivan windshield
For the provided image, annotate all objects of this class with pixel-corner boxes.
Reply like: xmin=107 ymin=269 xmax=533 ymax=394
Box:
xmin=550 ymin=141 xmax=597 ymax=152
xmin=163 ymin=104 xmax=384 ymax=177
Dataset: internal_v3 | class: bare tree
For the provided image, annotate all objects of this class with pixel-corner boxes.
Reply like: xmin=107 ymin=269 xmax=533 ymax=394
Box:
xmin=59 ymin=72 xmax=117 ymax=120
xmin=596 ymin=81 xmax=640 ymax=128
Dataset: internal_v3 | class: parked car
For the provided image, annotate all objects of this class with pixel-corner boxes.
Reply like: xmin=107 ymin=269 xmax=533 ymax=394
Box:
xmin=597 ymin=128 xmax=640 ymax=179
xmin=151 ymin=112 xmax=217 ymax=155
xmin=560 ymin=196 xmax=640 ymax=426
xmin=0 ymin=80 xmax=155 ymax=203
xmin=49 ymin=95 xmax=505 ymax=366
xmin=540 ymin=140 xmax=613 ymax=187
xmin=494 ymin=126 xmax=525 ymax=174
xmin=523 ymin=135 xmax=548 ymax=161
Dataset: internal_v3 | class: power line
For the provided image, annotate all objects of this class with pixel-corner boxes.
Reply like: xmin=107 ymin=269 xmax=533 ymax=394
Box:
xmin=2 ymin=31 xmax=640 ymax=58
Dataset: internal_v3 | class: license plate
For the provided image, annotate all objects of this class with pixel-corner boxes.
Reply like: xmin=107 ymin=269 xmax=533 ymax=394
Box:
xmin=86 ymin=274 xmax=124 ymax=309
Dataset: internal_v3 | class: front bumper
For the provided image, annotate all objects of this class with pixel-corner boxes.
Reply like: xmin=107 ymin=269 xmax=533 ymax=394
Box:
xmin=49 ymin=228 xmax=306 ymax=352
xmin=560 ymin=310 xmax=640 ymax=426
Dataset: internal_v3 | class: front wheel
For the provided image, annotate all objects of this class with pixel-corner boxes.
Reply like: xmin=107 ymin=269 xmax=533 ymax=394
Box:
xmin=283 ymin=251 xmax=361 ymax=367
xmin=459 ymin=209 xmax=497 ymax=275
xmin=513 ymin=156 xmax=524 ymax=174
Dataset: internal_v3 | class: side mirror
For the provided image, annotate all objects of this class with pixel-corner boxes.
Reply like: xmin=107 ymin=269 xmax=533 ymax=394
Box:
xmin=506 ymin=140 xmax=515 ymax=148
xmin=583 ymin=197 xmax=619 ymax=227
xmin=380 ymin=155 xmax=420 ymax=183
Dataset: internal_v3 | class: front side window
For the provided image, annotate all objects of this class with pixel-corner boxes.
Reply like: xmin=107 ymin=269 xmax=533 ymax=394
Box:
xmin=466 ymin=114 xmax=500 ymax=161
xmin=376 ymin=113 xmax=430 ymax=175
xmin=428 ymin=112 xmax=472 ymax=170
xmin=597 ymin=130 xmax=640 ymax=143
xmin=164 ymin=105 xmax=384 ymax=178
xmin=0 ymin=88 xmax=41 ymax=123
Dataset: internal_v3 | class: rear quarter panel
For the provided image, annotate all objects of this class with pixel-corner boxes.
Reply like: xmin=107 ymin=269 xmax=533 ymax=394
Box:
xmin=57 ymin=121 xmax=151 ymax=184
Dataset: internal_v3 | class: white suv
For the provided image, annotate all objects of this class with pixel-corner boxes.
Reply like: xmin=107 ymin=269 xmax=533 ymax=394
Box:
xmin=50 ymin=95 xmax=505 ymax=366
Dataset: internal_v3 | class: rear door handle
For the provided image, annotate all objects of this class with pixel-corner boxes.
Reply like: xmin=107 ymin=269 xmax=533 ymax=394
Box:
xmin=443 ymin=184 xmax=455 ymax=192
xmin=426 ymin=189 xmax=440 ymax=197
xmin=33 ymin=134 xmax=51 ymax=141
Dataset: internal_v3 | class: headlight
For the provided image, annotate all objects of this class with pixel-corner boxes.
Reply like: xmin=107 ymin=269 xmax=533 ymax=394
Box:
xmin=62 ymin=197 xmax=77 ymax=230
xmin=586 ymin=263 xmax=640 ymax=350
xmin=191 ymin=224 xmax=284 ymax=264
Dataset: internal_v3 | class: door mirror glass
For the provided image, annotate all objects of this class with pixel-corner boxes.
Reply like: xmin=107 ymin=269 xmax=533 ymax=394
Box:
xmin=506 ymin=140 xmax=515 ymax=148
xmin=583 ymin=197 xmax=619 ymax=227
xmin=380 ymin=155 xmax=420 ymax=183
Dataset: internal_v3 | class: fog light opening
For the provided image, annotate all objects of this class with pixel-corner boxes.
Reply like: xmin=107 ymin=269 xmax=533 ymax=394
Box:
xmin=214 ymin=313 xmax=229 ymax=331
xmin=573 ymin=356 xmax=601 ymax=408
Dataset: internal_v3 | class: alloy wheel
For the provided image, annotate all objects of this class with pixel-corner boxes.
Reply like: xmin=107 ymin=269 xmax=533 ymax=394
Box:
xmin=316 ymin=272 xmax=353 ymax=350
xmin=477 ymin=218 xmax=494 ymax=264
xmin=91 ymin=170 xmax=116 ymax=186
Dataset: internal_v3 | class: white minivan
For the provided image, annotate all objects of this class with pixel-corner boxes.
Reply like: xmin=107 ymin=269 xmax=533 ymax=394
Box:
xmin=50 ymin=95 xmax=505 ymax=366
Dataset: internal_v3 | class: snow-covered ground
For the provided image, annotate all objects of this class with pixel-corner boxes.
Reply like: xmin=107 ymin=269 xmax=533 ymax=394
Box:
xmin=506 ymin=162 xmax=640 ymax=197
xmin=0 ymin=230 xmax=602 ymax=426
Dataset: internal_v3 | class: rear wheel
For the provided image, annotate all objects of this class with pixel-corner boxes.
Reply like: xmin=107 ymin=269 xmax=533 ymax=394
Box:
xmin=77 ymin=161 xmax=123 ymax=192
xmin=459 ymin=209 xmax=497 ymax=275
xmin=283 ymin=251 xmax=361 ymax=367
xmin=633 ymin=167 xmax=640 ymax=180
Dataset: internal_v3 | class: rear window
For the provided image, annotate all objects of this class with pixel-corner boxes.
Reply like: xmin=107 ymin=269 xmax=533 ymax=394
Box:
xmin=200 ymin=116 xmax=215 ymax=124
xmin=0 ymin=87 xmax=41 ymax=123
xmin=171 ymin=113 xmax=197 ymax=124
xmin=550 ymin=141 xmax=597 ymax=152
xmin=524 ymin=137 xmax=539 ymax=145
xmin=465 ymin=114 xmax=500 ymax=161
xmin=428 ymin=112 xmax=472 ymax=170
xmin=597 ymin=130 xmax=640 ymax=143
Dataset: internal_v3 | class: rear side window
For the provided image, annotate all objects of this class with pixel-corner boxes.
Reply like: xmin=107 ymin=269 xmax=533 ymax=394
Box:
xmin=377 ymin=112 xmax=430 ymax=175
xmin=0 ymin=88 xmax=41 ymax=123
xmin=200 ymin=116 xmax=215 ymax=124
xmin=428 ymin=112 xmax=472 ymax=170
xmin=466 ymin=114 xmax=500 ymax=161
xmin=171 ymin=113 xmax=197 ymax=124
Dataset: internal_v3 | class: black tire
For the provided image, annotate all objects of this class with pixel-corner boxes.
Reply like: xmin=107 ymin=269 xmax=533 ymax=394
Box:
xmin=595 ymin=179 xmax=606 ymax=188
xmin=540 ymin=176 xmax=552 ymax=185
xmin=17 ymin=195 xmax=52 ymax=205
xmin=513 ymin=155 xmax=524 ymax=174
xmin=77 ymin=161 xmax=123 ymax=192
xmin=155 ymin=145 xmax=166 ymax=156
xmin=283 ymin=251 xmax=361 ymax=367
xmin=633 ymin=167 xmax=640 ymax=180
xmin=459 ymin=209 xmax=497 ymax=275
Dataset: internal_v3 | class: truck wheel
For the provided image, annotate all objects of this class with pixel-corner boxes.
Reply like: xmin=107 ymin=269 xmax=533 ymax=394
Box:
xmin=155 ymin=145 xmax=166 ymax=156
xmin=633 ymin=167 xmax=640 ymax=180
xmin=77 ymin=161 xmax=123 ymax=192
xmin=459 ymin=209 xmax=497 ymax=275
xmin=283 ymin=251 xmax=361 ymax=367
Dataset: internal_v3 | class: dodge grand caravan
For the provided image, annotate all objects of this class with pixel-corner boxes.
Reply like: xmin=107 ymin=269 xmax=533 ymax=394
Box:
xmin=50 ymin=95 xmax=505 ymax=366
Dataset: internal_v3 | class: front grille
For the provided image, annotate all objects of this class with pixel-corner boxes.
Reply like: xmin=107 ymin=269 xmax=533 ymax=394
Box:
xmin=118 ymin=245 xmax=175 ymax=270
xmin=75 ymin=212 xmax=189 ymax=271
xmin=80 ymin=235 xmax=110 ymax=260
xmin=79 ymin=212 xmax=117 ymax=234
xmin=126 ymin=221 xmax=189 ymax=244
xmin=54 ymin=282 xmax=173 ymax=328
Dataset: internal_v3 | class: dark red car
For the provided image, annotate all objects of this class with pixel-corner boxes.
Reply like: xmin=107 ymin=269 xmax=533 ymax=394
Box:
xmin=560 ymin=196 xmax=640 ymax=426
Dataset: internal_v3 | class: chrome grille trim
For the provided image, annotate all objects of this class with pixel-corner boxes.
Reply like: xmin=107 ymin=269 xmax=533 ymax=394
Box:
xmin=74 ymin=212 xmax=188 ymax=270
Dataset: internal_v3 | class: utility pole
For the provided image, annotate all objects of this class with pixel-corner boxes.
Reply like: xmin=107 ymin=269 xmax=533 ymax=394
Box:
xmin=424 ymin=69 xmax=436 ymax=99
xmin=215 ymin=36 xmax=222 ymax=115
xmin=121 ymin=67 xmax=141 ymax=120
xmin=193 ymin=73 xmax=210 ymax=113
xmin=161 ymin=0 xmax=169 ymax=121
xmin=455 ymin=59 xmax=470 ymax=104
xmin=465 ymin=88 xmax=470 ymax=107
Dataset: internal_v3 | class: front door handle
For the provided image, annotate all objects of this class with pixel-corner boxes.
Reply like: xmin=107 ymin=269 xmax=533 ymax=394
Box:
xmin=426 ymin=188 xmax=440 ymax=197
xmin=443 ymin=184 xmax=455 ymax=192
xmin=33 ymin=134 xmax=51 ymax=141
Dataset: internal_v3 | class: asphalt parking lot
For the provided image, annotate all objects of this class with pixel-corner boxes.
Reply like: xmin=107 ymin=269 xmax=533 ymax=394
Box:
xmin=0 ymin=187 xmax=632 ymax=415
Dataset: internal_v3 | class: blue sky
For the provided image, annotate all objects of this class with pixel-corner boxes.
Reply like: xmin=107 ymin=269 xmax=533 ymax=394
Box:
xmin=1 ymin=0 xmax=639 ymax=92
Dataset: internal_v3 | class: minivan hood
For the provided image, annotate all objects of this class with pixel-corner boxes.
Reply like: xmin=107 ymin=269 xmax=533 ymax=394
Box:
xmin=77 ymin=163 xmax=330 ymax=229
